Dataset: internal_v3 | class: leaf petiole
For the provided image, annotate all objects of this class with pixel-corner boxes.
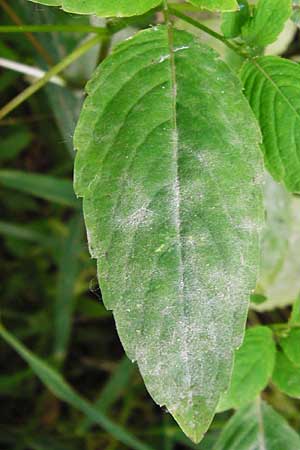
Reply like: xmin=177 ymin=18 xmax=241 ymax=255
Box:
xmin=168 ymin=5 xmax=248 ymax=58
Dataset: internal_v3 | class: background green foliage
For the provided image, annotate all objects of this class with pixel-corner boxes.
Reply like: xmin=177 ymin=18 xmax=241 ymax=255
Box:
xmin=1 ymin=0 xmax=300 ymax=449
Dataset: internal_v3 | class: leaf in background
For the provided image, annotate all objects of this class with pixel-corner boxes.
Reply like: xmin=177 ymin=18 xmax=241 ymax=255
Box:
xmin=252 ymin=175 xmax=300 ymax=311
xmin=290 ymin=297 xmax=300 ymax=325
xmin=186 ymin=0 xmax=238 ymax=11
xmin=0 ymin=170 xmax=78 ymax=207
xmin=242 ymin=0 xmax=292 ymax=48
xmin=74 ymin=26 xmax=263 ymax=442
xmin=279 ymin=327 xmax=300 ymax=366
xmin=251 ymin=173 xmax=290 ymax=308
xmin=0 ymin=126 xmax=32 ymax=162
xmin=0 ymin=369 xmax=32 ymax=394
xmin=53 ymin=214 xmax=83 ymax=363
xmin=0 ymin=42 xmax=19 ymax=93
xmin=272 ymin=351 xmax=300 ymax=398
xmin=0 ymin=220 xmax=56 ymax=247
xmin=0 ymin=325 xmax=153 ymax=450
xmin=221 ymin=0 xmax=250 ymax=38
xmin=27 ymin=0 xmax=161 ymax=17
xmin=214 ymin=399 xmax=300 ymax=450
xmin=78 ymin=355 xmax=135 ymax=433
xmin=292 ymin=0 xmax=300 ymax=27
xmin=241 ymin=56 xmax=300 ymax=193
xmin=15 ymin=0 xmax=86 ymax=156
xmin=25 ymin=435 xmax=76 ymax=450
xmin=258 ymin=176 xmax=290 ymax=284
xmin=217 ymin=326 xmax=275 ymax=412
xmin=264 ymin=19 xmax=297 ymax=57
xmin=29 ymin=0 xmax=61 ymax=5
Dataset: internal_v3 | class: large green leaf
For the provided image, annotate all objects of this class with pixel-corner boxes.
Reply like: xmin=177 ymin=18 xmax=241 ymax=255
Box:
xmin=272 ymin=351 xmax=300 ymax=398
xmin=74 ymin=26 xmax=263 ymax=442
xmin=217 ymin=326 xmax=275 ymax=411
xmin=242 ymin=0 xmax=292 ymax=48
xmin=186 ymin=0 xmax=238 ymax=11
xmin=214 ymin=399 xmax=300 ymax=450
xmin=28 ymin=0 xmax=161 ymax=17
xmin=241 ymin=56 xmax=300 ymax=193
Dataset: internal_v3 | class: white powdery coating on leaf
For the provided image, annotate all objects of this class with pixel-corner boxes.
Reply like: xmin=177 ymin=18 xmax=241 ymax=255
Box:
xmin=73 ymin=26 xmax=264 ymax=442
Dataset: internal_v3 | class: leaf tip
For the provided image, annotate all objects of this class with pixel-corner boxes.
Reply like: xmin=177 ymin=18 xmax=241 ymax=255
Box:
xmin=168 ymin=397 xmax=214 ymax=444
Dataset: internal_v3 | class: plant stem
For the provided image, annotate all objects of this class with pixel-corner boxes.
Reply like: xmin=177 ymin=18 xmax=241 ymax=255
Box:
xmin=0 ymin=34 xmax=102 ymax=120
xmin=0 ymin=24 xmax=108 ymax=34
xmin=169 ymin=5 xmax=247 ymax=58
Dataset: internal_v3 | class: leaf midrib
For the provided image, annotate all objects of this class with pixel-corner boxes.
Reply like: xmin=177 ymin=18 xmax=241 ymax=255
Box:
xmin=165 ymin=22 xmax=194 ymax=411
xmin=256 ymin=398 xmax=267 ymax=450
xmin=251 ymin=58 xmax=300 ymax=123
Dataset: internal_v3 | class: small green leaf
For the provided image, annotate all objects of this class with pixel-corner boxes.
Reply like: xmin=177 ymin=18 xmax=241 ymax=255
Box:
xmin=242 ymin=0 xmax=292 ymax=48
xmin=290 ymin=297 xmax=300 ymax=325
xmin=74 ymin=26 xmax=263 ymax=442
xmin=250 ymin=293 xmax=267 ymax=304
xmin=186 ymin=0 xmax=238 ymax=11
xmin=214 ymin=399 xmax=300 ymax=450
xmin=27 ymin=0 xmax=162 ymax=17
xmin=279 ymin=328 xmax=300 ymax=366
xmin=217 ymin=326 xmax=275 ymax=411
xmin=241 ymin=56 xmax=300 ymax=193
xmin=272 ymin=351 xmax=300 ymax=398
xmin=221 ymin=0 xmax=250 ymax=38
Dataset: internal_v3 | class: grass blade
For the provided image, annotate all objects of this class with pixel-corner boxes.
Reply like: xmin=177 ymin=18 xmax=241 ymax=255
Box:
xmin=78 ymin=355 xmax=135 ymax=432
xmin=0 ymin=170 xmax=78 ymax=207
xmin=0 ymin=220 xmax=56 ymax=246
xmin=53 ymin=214 xmax=83 ymax=363
xmin=0 ymin=324 xmax=155 ymax=450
